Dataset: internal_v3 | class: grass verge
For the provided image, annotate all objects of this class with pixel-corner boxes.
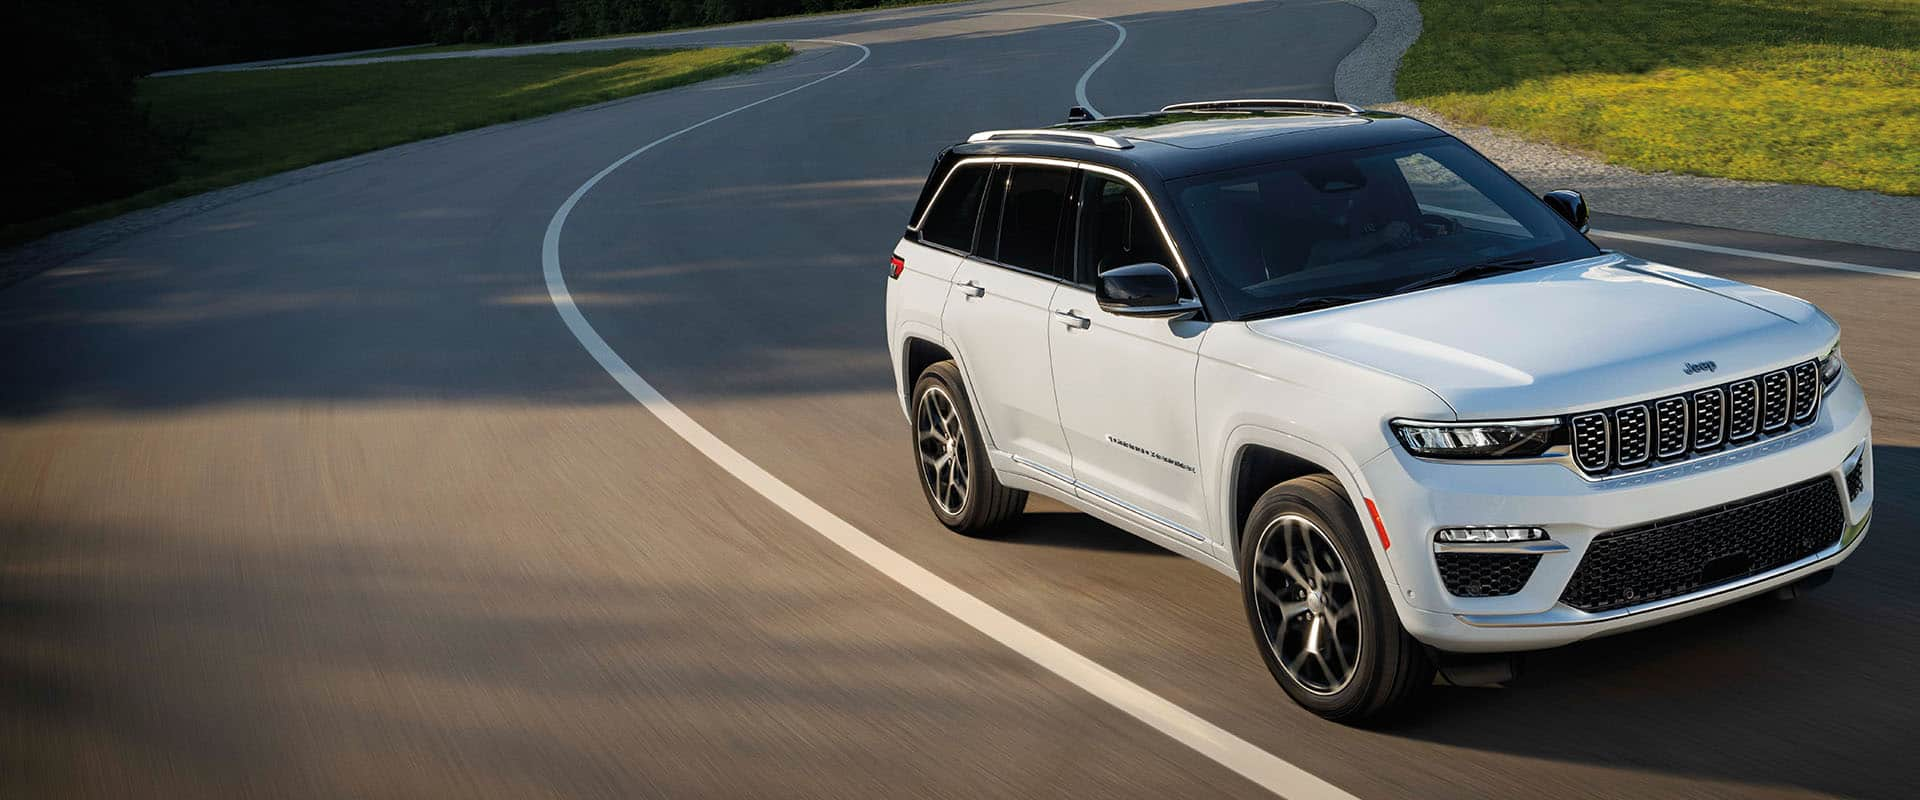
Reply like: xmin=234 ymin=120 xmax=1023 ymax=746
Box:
xmin=1398 ymin=0 xmax=1919 ymax=195
xmin=4 ymin=44 xmax=790 ymax=245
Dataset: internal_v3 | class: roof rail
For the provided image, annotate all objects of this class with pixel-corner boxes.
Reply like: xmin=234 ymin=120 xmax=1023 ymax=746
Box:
xmin=1159 ymin=98 xmax=1363 ymax=115
xmin=966 ymin=129 xmax=1133 ymax=149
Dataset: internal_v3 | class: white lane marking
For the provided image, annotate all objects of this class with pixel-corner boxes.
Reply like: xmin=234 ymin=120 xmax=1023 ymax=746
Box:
xmin=989 ymin=12 xmax=1128 ymax=115
xmin=543 ymin=35 xmax=1359 ymax=800
xmin=1590 ymin=229 xmax=1920 ymax=280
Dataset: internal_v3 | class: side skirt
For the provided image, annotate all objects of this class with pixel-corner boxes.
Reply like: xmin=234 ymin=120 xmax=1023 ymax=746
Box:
xmin=990 ymin=449 xmax=1239 ymax=579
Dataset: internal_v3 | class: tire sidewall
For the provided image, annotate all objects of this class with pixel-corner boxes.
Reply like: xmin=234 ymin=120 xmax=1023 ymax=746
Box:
xmin=910 ymin=363 xmax=991 ymax=529
xmin=1238 ymin=478 xmax=1402 ymax=719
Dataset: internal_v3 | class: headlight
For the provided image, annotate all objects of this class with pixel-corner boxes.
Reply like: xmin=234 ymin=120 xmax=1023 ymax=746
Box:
xmin=1819 ymin=343 xmax=1845 ymax=395
xmin=1391 ymin=419 xmax=1562 ymax=459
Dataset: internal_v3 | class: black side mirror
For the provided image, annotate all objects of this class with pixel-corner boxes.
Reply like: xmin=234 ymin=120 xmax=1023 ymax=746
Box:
xmin=1067 ymin=105 xmax=1096 ymax=123
xmin=1542 ymin=189 xmax=1590 ymax=233
xmin=1096 ymin=263 xmax=1200 ymax=319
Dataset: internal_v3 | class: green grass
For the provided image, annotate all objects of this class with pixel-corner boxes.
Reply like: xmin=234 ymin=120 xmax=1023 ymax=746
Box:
xmin=1398 ymin=0 xmax=1920 ymax=195
xmin=4 ymin=44 xmax=789 ymax=244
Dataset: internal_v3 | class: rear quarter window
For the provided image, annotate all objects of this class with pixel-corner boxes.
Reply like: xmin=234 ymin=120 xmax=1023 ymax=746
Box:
xmin=919 ymin=164 xmax=991 ymax=251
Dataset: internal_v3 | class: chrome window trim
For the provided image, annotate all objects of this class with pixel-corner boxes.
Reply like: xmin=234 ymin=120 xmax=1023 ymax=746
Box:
xmin=908 ymin=161 xmax=993 ymax=249
xmin=910 ymin=156 xmax=1198 ymax=291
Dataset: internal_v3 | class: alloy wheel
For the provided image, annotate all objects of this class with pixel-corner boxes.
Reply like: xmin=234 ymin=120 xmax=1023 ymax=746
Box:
xmin=1250 ymin=514 xmax=1363 ymax=695
xmin=915 ymin=385 xmax=969 ymax=516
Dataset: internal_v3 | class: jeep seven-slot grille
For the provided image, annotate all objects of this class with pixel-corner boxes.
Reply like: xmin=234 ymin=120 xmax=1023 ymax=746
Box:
xmin=1567 ymin=361 xmax=1819 ymax=477
xmin=1559 ymin=476 xmax=1844 ymax=612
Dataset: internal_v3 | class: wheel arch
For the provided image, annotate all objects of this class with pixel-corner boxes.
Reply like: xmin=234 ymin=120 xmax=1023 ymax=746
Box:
xmin=1230 ymin=443 xmax=1339 ymax=555
xmin=901 ymin=335 xmax=952 ymax=399
xmin=1221 ymin=428 xmax=1391 ymax=583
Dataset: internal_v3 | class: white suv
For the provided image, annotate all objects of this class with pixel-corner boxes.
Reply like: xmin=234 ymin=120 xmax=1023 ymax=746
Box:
xmin=883 ymin=100 xmax=1874 ymax=722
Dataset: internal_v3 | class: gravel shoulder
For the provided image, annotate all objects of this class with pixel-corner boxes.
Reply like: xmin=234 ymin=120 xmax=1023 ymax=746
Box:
xmin=1335 ymin=0 xmax=1920 ymax=254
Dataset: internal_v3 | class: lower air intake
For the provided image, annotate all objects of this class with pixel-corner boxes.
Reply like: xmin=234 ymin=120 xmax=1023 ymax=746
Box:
xmin=1560 ymin=477 xmax=1844 ymax=613
xmin=1438 ymin=553 xmax=1540 ymax=598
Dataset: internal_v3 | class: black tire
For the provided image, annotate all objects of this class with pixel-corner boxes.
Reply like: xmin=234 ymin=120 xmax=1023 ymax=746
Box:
xmin=1238 ymin=474 xmax=1432 ymax=723
xmin=910 ymin=361 xmax=1026 ymax=535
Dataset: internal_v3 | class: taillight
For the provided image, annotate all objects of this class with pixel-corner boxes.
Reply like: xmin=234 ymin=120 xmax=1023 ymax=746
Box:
xmin=889 ymin=254 xmax=906 ymax=279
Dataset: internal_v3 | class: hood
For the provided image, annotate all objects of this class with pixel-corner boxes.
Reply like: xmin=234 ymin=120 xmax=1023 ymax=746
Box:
xmin=1245 ymin=254 xmax=1838 ymax=418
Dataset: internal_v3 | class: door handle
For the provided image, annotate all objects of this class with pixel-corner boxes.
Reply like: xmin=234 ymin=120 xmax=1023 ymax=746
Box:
xmin=1053 ymin=309 xmax=1091 ymax=329
xmin=955 ymin=279 xmax=985 ymax=297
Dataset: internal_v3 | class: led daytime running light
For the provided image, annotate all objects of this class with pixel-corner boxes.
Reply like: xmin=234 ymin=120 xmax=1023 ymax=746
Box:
xmin=1435 ymin=527 xmax=1546 ymax=544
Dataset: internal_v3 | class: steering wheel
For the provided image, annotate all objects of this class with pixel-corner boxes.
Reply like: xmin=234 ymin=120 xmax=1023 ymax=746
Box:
xmin=1416 ymin=213 xmax=1461 ymax=239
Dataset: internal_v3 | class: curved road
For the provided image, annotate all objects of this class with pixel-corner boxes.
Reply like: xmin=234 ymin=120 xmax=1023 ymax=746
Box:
xmin=5 ymin=1 xmax=1917 ymax=797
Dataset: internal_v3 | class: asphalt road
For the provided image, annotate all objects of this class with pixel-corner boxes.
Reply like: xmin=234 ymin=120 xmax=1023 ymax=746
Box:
xmin=5 ymin=1 xmax=1918 ymax=797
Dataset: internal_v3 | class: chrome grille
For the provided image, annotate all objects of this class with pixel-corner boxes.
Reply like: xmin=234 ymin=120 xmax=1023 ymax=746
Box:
xmin=1571 ymin=414 xmax=1609 ymax=472
xmin=1790 ymin=362 xmax=1819 ymax=421
xmin=1615 ymin=405 xmax=1650 ymax=466
xmin=1692 ymin=388 xmax=1725 ymax=449
xmin=1566 ymin=361 xmax=1819 ymax=477
xmin=1761 ymin=370 xmax=1791 ymax=430
xmin=1727 ymin=380 xmax=1759 ymax=440
xmin=1653 ymin=397 xmax=1689 ymax=458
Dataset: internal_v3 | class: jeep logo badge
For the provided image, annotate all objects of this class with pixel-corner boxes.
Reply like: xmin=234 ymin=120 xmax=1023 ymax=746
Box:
xmin=1683 ymin=360 xmax=1717 ymax=375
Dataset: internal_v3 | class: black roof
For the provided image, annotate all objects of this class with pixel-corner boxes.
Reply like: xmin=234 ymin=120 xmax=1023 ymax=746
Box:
xmin=950 ymin=109 xmax=1448 ymax=180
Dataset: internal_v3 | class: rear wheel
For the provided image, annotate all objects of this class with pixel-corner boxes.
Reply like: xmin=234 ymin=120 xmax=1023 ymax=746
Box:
xmin=911 ymin=361 xmax=1025 ymax=535
xmin=1239 ymin=474 xmax=1431 ymax=723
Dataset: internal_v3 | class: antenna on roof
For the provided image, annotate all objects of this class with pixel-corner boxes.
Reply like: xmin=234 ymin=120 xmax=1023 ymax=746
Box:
xmin=1066 ymin=106 xmax=1098 ymax=123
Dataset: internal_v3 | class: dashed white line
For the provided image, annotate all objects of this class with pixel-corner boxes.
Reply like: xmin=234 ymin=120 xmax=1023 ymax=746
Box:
xmin=542 ymin=33 xmax=1359 ymax=800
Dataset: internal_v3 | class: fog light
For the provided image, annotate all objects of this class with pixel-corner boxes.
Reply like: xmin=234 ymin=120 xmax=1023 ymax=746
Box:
xmin=1435 ymin=526 xmax=1546 ymax=544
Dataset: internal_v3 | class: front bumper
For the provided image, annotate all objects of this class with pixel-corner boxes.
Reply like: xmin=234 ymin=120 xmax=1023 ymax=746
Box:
xmin=1360 ymin=374 xmax=1875 ymax=653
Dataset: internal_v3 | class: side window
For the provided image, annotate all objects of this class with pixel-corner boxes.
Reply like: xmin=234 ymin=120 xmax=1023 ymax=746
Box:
xmin=919 ymin=164 xmax=991 ymax=251
xmin=986 ymin=165 xmax=1074 ymax=279
xmin=1077 ymin=174 xmax=1173 ymax=283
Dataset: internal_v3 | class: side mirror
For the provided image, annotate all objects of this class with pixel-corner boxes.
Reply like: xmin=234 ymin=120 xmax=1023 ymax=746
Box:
xmin=1096 ymin=263 xmax=1201 ymax=319
xmin=1542 ymin=189 xmax=1590 ymax=233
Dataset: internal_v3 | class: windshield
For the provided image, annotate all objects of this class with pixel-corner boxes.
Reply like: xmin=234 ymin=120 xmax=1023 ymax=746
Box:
xmin=1170 ymin=138 xmax=1601 ymax=319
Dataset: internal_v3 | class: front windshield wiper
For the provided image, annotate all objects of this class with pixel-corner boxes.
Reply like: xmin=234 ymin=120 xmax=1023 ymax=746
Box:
xmin=1390 ymin=257 xmax=1546 ymax=295
xmin=1242 ymin=293 xmax=1382 ymax=320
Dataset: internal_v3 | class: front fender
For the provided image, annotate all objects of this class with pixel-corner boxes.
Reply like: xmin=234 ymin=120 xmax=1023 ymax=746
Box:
xmin=1214 ymin=425 xmax=1397 ymax=586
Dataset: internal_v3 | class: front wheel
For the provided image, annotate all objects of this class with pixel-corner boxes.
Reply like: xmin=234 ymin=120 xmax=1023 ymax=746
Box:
xmin=910 ymin=361 xmax=1026 ymax=535
xmin=1239 ymin=475 xmax=1432 ymax=723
